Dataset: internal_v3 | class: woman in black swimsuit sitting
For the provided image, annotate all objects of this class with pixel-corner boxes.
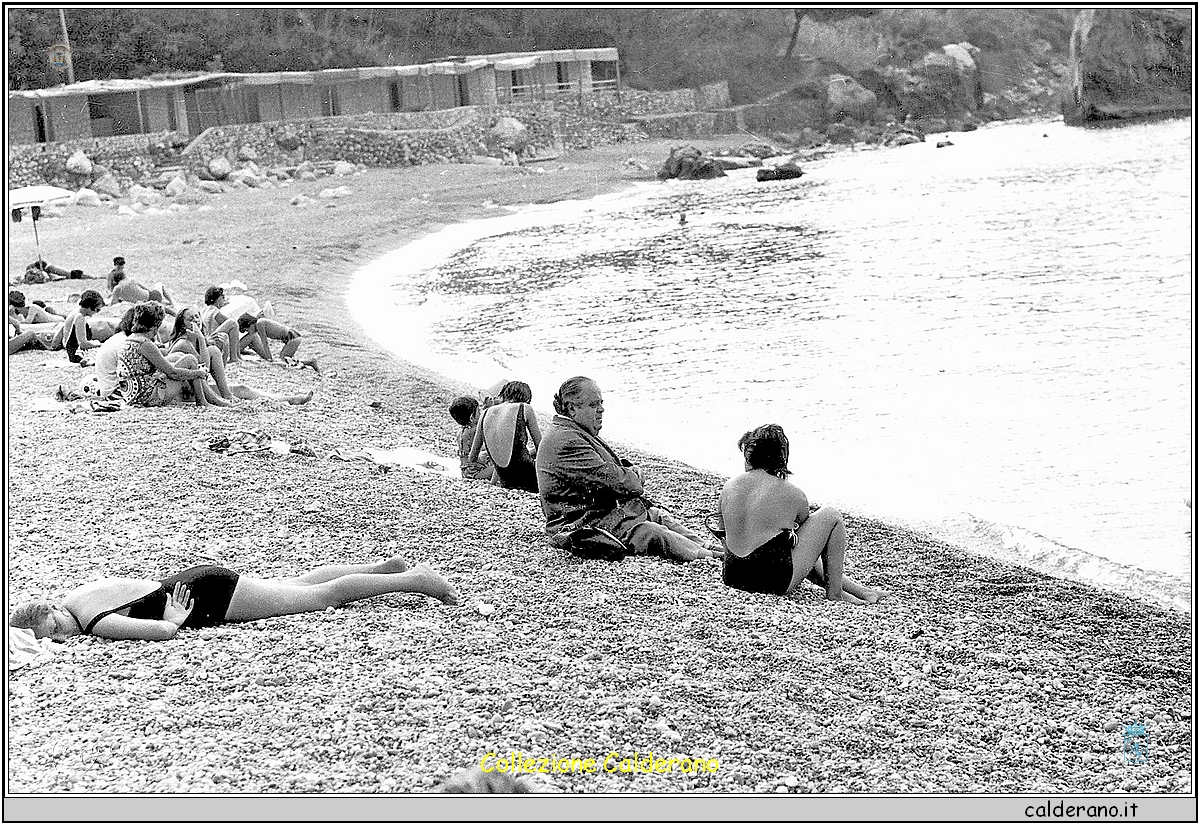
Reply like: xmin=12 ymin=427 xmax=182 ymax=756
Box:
xmin=468 ymin=380 xmax=541 ymax=493
xmin=10 ymin=557 xmax=461 ymax=642
xmin=717 ymin=424 xmax=886 ymax=605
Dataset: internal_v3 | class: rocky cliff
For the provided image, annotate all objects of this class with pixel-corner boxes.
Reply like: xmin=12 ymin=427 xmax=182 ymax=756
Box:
xmin=1063 ymin=9 xmax=1192 ymax=124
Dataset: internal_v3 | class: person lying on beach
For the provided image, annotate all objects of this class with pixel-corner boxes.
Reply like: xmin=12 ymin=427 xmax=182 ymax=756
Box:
xmin=108 ymin=270 xmax=177 ymax=312
xmin=469 ymin=380 xmax=541 ymax=493
xmin=201 ymin=286 xmax=317 ymax=371
xmin=9 ymin=557 xmax=461 ymax=642
xmin=450 ymin=396 xmax=495 ymax=481
xmin=535 ymin=376 xmax=721 ymax=562
xmin=116 ymin=301 xmax=232 ymax=408
xmin=715 ymin=424 xmax=885 ymax=605
xmin=168 ymin=307 xmax=312 ymax=405
xmin=8 ymin=320 xmax=47 ymax=354
xmin=9 ymin=290 xmax=64 ymax=326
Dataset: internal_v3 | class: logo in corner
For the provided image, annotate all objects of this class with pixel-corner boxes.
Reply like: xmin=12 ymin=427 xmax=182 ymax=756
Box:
xmin=1122 ymin=721 xmax=1148 ymax=765
xmin=47 ymin=43 xmax=71 ymax=71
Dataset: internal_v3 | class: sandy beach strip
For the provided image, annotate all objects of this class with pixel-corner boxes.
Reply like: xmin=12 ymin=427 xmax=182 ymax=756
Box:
xmin=4 ymin=138 xmax=1191 ymax=794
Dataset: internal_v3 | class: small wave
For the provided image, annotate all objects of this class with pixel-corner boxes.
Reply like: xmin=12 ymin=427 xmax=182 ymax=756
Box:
xmin=920 ymin=513 xmax=1190 ymax=613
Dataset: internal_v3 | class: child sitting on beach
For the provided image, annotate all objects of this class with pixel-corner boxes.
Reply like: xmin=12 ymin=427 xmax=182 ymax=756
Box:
xmin=450 ymin=396 xmax=495 ymax=481
xmin=51 ymin=290 xmax=113 ymax=364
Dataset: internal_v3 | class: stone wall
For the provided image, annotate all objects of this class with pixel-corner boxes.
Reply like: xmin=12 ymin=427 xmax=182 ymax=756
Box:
xmin=8 ymin=131 xmax=188 ymax=188
xmin=7 ymin=83 xmax=731 ymax=186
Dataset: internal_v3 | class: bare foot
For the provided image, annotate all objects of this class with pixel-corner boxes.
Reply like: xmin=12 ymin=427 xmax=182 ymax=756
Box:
xmin=287 ymin=390 xmax=314 ymax=406
xmin=302 ymin=357 xmax=320 ymax=374
xmin=827 ymin=589 xmax=866 ymax=605
xmin=862 ymin=588 xmax=889 ymax=605
xmin=376 ymin=555 xmax=410 ymax=574
xmin=410 ymin=563 xmax=461 ymax=606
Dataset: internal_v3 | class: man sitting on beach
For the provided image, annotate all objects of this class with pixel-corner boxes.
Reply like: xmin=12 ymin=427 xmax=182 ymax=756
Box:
xmin=50 ymin=290 xmax=116 ymax=364
xmin=201 ymin=285 xmax=317 ymax=371
xmin=535 ymin=376 xmax=721 ymax=562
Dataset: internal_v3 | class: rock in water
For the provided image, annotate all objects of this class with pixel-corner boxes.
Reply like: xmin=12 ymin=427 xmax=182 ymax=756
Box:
xmin=756 ymin=162 xmax=804 ymax=182
xmin=657 ymin=146 xmax=726 ymax=181
xmin=66 ymin=150 xmax=93 ymax=175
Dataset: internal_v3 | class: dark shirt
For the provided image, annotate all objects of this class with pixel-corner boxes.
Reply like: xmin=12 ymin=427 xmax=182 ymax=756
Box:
xmin=534 ymin=415 xmax=649 ymax=540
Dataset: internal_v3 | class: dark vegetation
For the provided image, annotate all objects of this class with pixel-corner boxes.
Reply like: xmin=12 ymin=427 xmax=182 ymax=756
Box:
xmin=10 ymin=7 xmax=1077 ymax=104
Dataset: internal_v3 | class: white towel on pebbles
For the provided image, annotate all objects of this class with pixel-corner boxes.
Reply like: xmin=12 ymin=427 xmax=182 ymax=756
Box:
xmin=8 ymin=627 xmax=60 ymax=671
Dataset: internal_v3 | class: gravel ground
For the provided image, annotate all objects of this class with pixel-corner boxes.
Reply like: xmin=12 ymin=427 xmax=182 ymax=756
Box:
xmin=5 ymin=139 xmax=1192 ymax=794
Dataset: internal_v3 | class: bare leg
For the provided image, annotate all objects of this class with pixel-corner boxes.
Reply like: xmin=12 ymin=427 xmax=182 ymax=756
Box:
xmin=651 ymin=507 xmax=724 ymax=558
xmin=807 ymin=559 xmax=888 ymax=604
xmin=628 ymin=521 xmax=717 ymax=562
xmin=228 ymin=384 xmax=313 ymax=405
xmin=242 ymin=324 xmax=273 ymax=360
xmin=279 ymin=556 xmax=409 ymax=585
xmin=198 ymin=381 xmax=234 ymax=407
xmin=223 ymin=563 xmax=461 ymax=621
xmin=257 ymin=320 xmax=302 ymax=361
xmin=7 ymin=330 xmax=40 ymax=354
xmin=204 ymin=344 xmax=232 ymax=398
xmin=787 ymin=505 xmax=853 ymax=602
xmin=213 ymin=319 xmax=241 ymax=362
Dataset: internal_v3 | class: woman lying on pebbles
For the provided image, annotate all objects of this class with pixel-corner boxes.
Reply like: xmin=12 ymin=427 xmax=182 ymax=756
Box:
xmin=9 ymin=557 xmax=461 ymax=642
xmin=716 ymin=424 xmax=886 ymax=605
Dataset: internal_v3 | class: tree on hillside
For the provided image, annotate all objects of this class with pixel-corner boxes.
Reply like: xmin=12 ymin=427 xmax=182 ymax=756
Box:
xmin=783 ymin=8 xmax=879 ymax=60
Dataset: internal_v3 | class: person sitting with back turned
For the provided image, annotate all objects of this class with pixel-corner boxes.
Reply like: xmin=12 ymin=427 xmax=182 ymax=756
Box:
xmin=469 ymin=380 xmax=540 ymax=493
xmin=716 ymin=424 xmax=886 ymax=605
xmin=534 ymin=376 xmax=721 ymax=562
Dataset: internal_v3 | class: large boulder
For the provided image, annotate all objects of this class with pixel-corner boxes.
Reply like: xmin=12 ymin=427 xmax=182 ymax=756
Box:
xmin=65 ymin=150 xmax=93 ymax=175
xmin=164 ymin=177 xmax=189 ymax=198
xmin=1063 ymin=8 xmax=1192 ymax=124
xmin=207 ymin=156 xmax=232 ymax=180
xmin=489 ymin=117 xmax=529 ymax=152
xmin=237 ymin=144 xmax=258 ymax=162
xmin=275 ymin=130 xmax=303 ymax=151
xmin=128 ymin=184 xmax=162 ymax=205
xmin=90 ymin=174 xmax=123 ymax=199
xmin=656 ymin=146 xmax=726 ymax=181
xmin=885 ymin=42 xmax=984 ymax=120
xmin=228 ymin=169 xmax=261 ymax=188
xmin=73 ymin=188 xmax=101 ymax=208
xmin=756 ymin=162 xmax=805 ymax=183
xmin=826 ymin=74 xmax=877 ymax=121
xmin=332 ymin=160 xmax=355 ymax=176
xmin=197 ymin=180 xmax=225 ymax=194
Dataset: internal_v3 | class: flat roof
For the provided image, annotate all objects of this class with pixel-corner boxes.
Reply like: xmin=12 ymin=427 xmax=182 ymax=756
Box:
xmin=9 ymin=48 xmax=620 ymax=99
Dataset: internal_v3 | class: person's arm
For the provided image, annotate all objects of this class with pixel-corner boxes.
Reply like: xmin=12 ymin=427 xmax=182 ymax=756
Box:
xmin=88 ymin=584 xmax=193 ymax=641
xmin=467 ymin=410 xmax=487 ymax=465
xmin=7 ymin=309 xmax=20 ymax=334
xmin=137 ymin=339 xmax=206 ymax=380
xmin=524 ymin=404 xmax=542 ymax=455
xmin=792 ymin=484 xmax=811 ymax=526
xmin=552 ymin=432 xmax=643 ymax=497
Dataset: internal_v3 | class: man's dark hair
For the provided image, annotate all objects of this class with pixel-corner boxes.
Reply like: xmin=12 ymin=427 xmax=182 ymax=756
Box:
xmin=115 ymin=306 xmax=137 ymax=336
xmin=113 ymin=256 xmax=125 ymax=267
xmin=8 ymin=290 xmax=25 ymax=308
xmin=449 ymin=396 xmax=479 ymax=427
xmin=78 ymin=290 xmax=105 ymax=311
xmin=737 ymin=424 xmax=791 ymax=478
xmin=203 ymin=286 xmax=224 ymax=306
xmin=552 ymin=376 xmax=593 ymax=416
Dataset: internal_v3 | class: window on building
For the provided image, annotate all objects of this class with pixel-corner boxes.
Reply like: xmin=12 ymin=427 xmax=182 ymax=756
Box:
xmin=592 ymin=60 xmax=618 ymax=91
xmin=319 ymin=86 xmax=339 ymax=117
xmin=389 ymin=81 xmax=403 ymax=112
xmin=87 ymin=95 xmax=110 ymax=120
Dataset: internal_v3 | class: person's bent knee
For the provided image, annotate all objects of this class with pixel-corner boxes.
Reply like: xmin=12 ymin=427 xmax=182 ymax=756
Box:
xmin=814 ymin=505 xmax=843 ymax=523
xmin=628 ymin=522 xmax=670 ymax=555
xmin=170 ymin=353 xmax=198 ymax=369
xmin=206 ymin=344 xmax=222 ymax=360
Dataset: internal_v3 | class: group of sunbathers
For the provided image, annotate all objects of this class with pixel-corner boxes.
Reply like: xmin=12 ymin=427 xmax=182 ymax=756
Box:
xmin=451 ymin=376 xmax=887 ymax=604
xmin=8 ymin=255 xmax=318 ymax=408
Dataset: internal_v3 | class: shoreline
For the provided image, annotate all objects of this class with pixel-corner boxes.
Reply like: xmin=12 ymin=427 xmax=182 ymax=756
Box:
xmin=342 ymin=130 xmax=1190 ymax=616
xmin=5 ymin=137 xmax=1192 ymax=794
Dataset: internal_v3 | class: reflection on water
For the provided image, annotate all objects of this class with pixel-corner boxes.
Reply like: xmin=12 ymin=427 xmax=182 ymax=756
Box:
xmin=356 ymin=118 xmax=1192 ymax=612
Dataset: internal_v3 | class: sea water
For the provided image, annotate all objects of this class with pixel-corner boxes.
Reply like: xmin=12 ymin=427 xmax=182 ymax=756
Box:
xmin=349 ymin=118 xmax=1193 ymax=612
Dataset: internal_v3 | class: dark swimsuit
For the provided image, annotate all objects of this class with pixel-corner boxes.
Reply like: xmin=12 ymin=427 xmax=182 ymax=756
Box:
xmin=82 ymin=565 xmax=240 ymax=634
xmin=723 ymin=529 xmax=797 ymax=596
xmin=490 ymin=404 xmax=539 ymax=493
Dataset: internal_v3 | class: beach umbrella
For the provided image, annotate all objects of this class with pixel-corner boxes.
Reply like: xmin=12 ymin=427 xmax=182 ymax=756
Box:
xmin=8 ymin=185 xmax=74 ymax=266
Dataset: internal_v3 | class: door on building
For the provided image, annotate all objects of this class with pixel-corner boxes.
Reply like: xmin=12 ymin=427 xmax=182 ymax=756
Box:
xmin=456 ymin=75 xmax=470 ymax=107
xmin=33 ymin=104 xmax=50 ymax=142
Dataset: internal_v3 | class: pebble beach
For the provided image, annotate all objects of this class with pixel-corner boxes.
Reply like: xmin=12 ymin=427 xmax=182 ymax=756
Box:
xmin=4 ymin=138 xmax=1192 ymax=795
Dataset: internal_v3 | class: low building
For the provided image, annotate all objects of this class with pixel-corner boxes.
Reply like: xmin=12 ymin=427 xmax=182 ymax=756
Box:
xmin=8 ymin=47 xmax=621 ymax=146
